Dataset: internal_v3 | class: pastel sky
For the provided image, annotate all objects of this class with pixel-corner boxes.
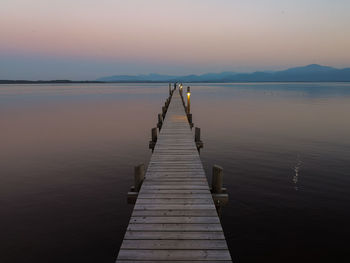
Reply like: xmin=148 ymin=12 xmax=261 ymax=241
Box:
xmin=1 ymin=0 xmax=349 ymax=80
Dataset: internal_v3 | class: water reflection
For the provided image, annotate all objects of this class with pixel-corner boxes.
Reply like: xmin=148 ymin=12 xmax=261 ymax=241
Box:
xmin=293 ymin=155 xmax=302 ymax=191
xmin=1 ymin=83 xmax=350 ymax=263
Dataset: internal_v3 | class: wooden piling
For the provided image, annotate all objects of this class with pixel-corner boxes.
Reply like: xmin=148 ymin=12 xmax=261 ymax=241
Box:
xmin=212 ymin=165 xmax=223 ymax=193
xmin=195 ymin=127 xmax=203 ymax=150
xmin=134 ymin=163 xmax=145 ymax=191
xmin=187 ymin=113 xmax=193 ymax=128
xmin=151 ymin=127 xmax=157 ymax=142
xmin=162 ymin=106 xmax=166 ymax=118
xmin=157 ymin=113 xmax=163 ymax=129
xmin=149 ymin=127 xmax=157 ymax=151
xmin=195 ymin=127 xmax=201 ymax=142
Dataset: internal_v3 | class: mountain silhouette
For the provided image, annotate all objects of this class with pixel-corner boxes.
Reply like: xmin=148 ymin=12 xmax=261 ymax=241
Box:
xmin=97 ymin=64 xmax=350 ymax=82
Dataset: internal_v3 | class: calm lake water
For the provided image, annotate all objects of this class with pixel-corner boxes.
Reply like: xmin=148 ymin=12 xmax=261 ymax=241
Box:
xmin=1 ymin=83 xmax=350 ymax=263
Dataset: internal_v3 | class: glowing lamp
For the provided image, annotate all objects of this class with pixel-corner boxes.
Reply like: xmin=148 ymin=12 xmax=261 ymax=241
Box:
xmin=186 ymin=86 xmax=191 ymax=114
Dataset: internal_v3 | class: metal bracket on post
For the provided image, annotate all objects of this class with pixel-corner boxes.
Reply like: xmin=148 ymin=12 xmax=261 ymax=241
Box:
xmin=195 ymin=127 xmax=204 ymax=151
xmin=149 ymin=127 xmax=157 ymax=151
xmin=211 ymin=165 xmax=229 ymax=218
xmin=127 ymin=163 xmax=145 ymax=204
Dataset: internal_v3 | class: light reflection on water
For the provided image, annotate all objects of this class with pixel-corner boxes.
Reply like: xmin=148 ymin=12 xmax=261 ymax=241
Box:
xmin=1 ymin=83 xmax=350 ymax=263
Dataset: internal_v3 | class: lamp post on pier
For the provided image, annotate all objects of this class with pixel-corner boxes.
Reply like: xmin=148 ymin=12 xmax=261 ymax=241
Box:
xmin=187 ymin=86 xmax=191 ymax=114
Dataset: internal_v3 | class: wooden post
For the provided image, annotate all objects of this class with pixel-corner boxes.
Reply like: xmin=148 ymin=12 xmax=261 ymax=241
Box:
xmin=195 ymin=127 xmax=200 ymax=142
xmin=187 ymin=86 xmax=191 ymax=114
xmin=169 ymin=83 xmax=171 ymax=95
xmin=134 ymin=163 xmax=145 ymax=191
xmin=188 ymin=113 xmax=193 ymax=128
xmin=151 ymin=127 xmax=157 ymax=142
xmin=157 ymin=113 xmax=163 ymax=129
xmin=162 ymin=106 xmax=166 ymax=118
xmin=149 ymin=127 xmax=157 ymax=151
xmin=212 ymin=165 xmax=223 ymax=193
xmin=195 ymin=127 xmax=203 ymax=150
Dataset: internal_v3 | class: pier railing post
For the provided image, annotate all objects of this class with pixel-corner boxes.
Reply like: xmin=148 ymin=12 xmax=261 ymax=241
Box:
xmin=134 ymin=163 xmax=145 ymax=192
xmin=152 ymin=127 xmax=157 ymax=142
xmin=212 ymin=165 xmax=223 ymax=193
xmin=195 ymin=127 xmax=203 ymax=151
xmin=188 ymin=113 xmax=193 ymax=129
xmin=127 ymin=163 xmax=145 ymax=204
xmin=162 ymin=106 xmax=167 ymax=119
xmin=195 ymin=127 xmax=201 ymax=142
xmin=149 ymin=127 xmax=157 ymax=151
xmin=157 ymin=113 xmax=163 ymax=130
xmin=211 ymin=165 xmax=229 ymax=218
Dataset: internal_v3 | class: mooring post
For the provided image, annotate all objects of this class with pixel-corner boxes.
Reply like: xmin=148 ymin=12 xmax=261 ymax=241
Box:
xmin=211 ymin=165 xmax=229 ymax=218
xmin=152 ymin=127 xmax=157 ymax=142
xmin=212 ymin=165 xmax=223 ymax=193
xmin=127 ymin=163 xmax=145 ymax=204
xmin=195 ymin=127 xmax=203 ymax=151
xmin=195 ymin=127 xmax=200 ymax=142
xmin=162 ymin=106 xmax=166 ymax=118
xmin=134 ymin=163 xmax=145 ymax=191
xmin=188 ymin=113 xmax=193 ymax=129
xmin=149 ymin=127 xmax=157 ymax=151
xmin=157 ymin=113 xmax=163 ymax=130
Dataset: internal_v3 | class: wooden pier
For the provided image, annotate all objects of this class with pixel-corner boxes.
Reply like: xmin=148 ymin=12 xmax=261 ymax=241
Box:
xmin=116 ymin=85 xmax=232 ymax=262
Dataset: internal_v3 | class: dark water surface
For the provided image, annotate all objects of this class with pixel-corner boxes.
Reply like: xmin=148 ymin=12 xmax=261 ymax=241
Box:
xmin=1 ymin=83 xmax=350 ymax=262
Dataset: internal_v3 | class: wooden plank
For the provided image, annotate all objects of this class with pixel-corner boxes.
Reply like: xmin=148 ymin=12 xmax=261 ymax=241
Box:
xmin=123 ymin=231 xmax=225 ymax=240
xmin=117 ymin=261 xmax=232 ymax=263
xmin=136 ymin=198 xmax=213 ymax=204
xmin=121 ymin=239 xmax=228 ymax=249
xmin=142 ymin=181 xmax=208 ymax=186
xmin=141 ymin=185 xmax=208 ymax=190
xmin=134 ymin=204 xmax=216 ymax=210
xmin=118 ymin=249 xmax=231 ymax=261
xmin=125 ymin=223 xmax=221 ymax=232
xmin=139 ymin=189 xmax=210 ymax=194
xmin=145 ymin=178 xmax=207 ymax=182
xmin=127 ymin=223 xmax=222 ymax=232
xmin=131 ymin=209 xmax=218 ymax=217
xmin=130 ymin=216 xmax=220 ymax=224
xmin=138 ymin=193 xmax=211 ymax=199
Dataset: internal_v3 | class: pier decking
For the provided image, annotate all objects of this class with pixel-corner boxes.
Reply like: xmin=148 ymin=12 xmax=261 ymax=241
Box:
xmin=116 ymin=88 xmax=232 ymax=262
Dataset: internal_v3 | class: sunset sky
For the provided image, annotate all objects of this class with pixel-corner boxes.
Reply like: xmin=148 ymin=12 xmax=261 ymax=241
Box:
xmin=1 ymin=0 xmax=349 ymax=80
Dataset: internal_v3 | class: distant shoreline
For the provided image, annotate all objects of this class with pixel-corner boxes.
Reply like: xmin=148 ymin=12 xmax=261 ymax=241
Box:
xmin=0 ymin=80 xmax=104 ymax=84
xmin=1 ymin=80 xmax=350 ymax=84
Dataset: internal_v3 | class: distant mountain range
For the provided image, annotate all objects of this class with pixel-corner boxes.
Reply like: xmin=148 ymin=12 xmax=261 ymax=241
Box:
xmin=97 ymin=64 xmax=350 ymax=82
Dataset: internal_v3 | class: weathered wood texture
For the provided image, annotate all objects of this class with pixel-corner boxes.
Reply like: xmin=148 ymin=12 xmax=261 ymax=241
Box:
xmin=116 ymin=90 xmax=232 ymax=262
